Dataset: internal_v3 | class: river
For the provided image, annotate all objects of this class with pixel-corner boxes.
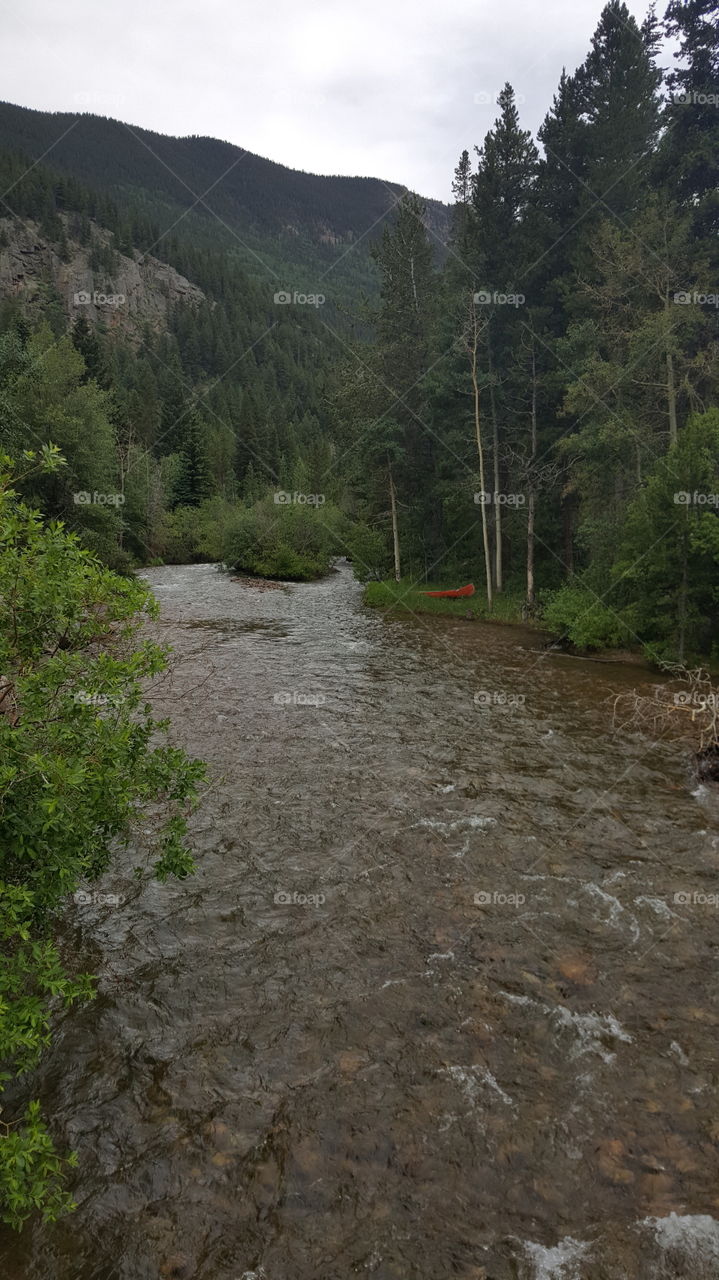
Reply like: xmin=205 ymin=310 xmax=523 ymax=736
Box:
xmin=3 ymin=561 xmax=719 ymax=1279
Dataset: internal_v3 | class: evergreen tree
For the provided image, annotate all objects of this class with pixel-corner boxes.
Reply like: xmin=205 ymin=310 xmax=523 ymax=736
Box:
xmin=174 ymin=413 xmax=213 ymax=507
xmin=616 ymin=410 xmax=719 ymax=658
xmin=471 ymin=84 xmax=538 ymax=590
xmin=661 ymin=0 xmax=719 ymax=238
xmin=574 ymin=1 xmax=662 ymax=225
xmin=369 ymin=192 xmax=437 ymax=574
xmin=70 ymin=315 xmax=104 ymax=384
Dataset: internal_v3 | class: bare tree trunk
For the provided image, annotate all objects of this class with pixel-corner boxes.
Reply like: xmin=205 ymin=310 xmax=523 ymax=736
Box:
xmin=666 ymin=345 xmax=678 ymax=446
xmin=527 ymin=494 xmax=535 ymax=607
xmin=468 ymin=301 xmax=493 ymax=611
xmin=527 ymin=341 xmax=538 ymax=609
xmin=147 ymin=458 xmax=164 ymax=558
xmin=562 ymin=493 xmax=574 ymax=577
xmin=388 ymin=459 xmax=401 ymax=583
xmin=116 ymin=428 xmax=134 ymax=552
xmin=678 ymin=537 xmax=688 ymax=663
xmin=487 ymin=331 xmax=502 ymax=592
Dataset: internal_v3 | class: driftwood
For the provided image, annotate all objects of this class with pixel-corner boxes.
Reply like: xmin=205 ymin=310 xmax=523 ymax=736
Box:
xmin=612 ymin=662 xmax=719 ymax=780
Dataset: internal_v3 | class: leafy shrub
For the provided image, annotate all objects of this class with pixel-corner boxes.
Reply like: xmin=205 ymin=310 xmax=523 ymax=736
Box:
xmin=0 ymin=449 xmax=205 ymax=1228
xmin=344 ymin=523 xmax=392 ymax=581
xmin=542 ymin=581 xmax=634 ymax=650
xmin=221 ymin=496 xmax=338 ymax=580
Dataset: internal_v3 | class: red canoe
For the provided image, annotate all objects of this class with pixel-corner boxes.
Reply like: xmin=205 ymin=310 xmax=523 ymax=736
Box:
xmin=423 ymin=583 xmax=475 ymax=599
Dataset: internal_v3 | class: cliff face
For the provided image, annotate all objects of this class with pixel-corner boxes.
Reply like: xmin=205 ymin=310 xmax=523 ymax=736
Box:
xmin=422 ymin=198 xmax=452 ymax=253
xmin=0 ymin=217 xmax=205 ymax=338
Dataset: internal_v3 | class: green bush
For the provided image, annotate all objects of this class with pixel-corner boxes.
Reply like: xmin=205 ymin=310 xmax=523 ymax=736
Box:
xmin=542 ymin=581 xmax=634 ymax=650
xmin=0 ymin=449 xmax=205 ymax=1228
xmin=344 ymin=523 xmax=392 ymax=581
xmin=221 ymin=496 xmax=338 ymax=580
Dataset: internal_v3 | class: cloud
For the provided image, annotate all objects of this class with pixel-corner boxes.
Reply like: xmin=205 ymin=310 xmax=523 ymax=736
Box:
xmin=4 ymin=0 xmax=657 ymax=200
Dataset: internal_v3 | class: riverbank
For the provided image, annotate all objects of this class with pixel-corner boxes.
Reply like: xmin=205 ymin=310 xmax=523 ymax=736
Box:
xmin=362 ymin=581 xmax=719 ymax=675
xmin=363 ymin=579 xmax=537 ymax=625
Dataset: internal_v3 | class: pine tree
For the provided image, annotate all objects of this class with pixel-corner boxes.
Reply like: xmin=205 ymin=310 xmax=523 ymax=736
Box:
xmin=71 ymin=316 xmax=104 ymax=384
xmin=661 ymin=0 xmax=719 ymax=238
xmin=370 ymin=192 xmax=437 ymax=574
xmin=574 ymin=1 xmax=662 ymax=225
xmin=175 ymin=414 xmax=212 ymax=508
xmin=472 ymin=84 xmax=538 ymax=289
xmin=616 ymin=410 xmax=719 ymax=658
xmin=471 ymin=84 xmax=538 ymax=590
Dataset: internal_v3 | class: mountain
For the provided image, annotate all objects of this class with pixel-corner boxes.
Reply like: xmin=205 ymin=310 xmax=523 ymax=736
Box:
xmin=0 ymin=100 xmax=453 ymax=578
xmin=0 ymin=101 xmax=450 ymax=304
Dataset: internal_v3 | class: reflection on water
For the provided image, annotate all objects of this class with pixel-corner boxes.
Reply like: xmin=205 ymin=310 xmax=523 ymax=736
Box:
xmin=2 ymin=561 xmax=718 ymax=1280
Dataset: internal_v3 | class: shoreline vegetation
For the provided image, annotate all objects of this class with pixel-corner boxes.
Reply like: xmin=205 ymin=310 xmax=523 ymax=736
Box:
xmin=363 ymin=578 xmax=532 ymax=626
xmin=362 ymin=577 xmax=642 ymax=663
xmin=361 ymin=578 xmax=682 ymax=669
xmin=0 ymin=450 xmax=205 ymax=1229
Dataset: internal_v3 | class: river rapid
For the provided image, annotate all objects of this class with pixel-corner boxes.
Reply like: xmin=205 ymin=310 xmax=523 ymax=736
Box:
xmin=3 ymin=560 xmax=719 ymax=1280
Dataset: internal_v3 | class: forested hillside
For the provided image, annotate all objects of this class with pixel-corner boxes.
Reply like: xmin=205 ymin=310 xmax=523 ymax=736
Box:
xmin=0 ymin=0 xmax=717 ymax=658
xmin=337 ymin=0 xmax=719 ymax=660
xmin=0 ymin=100 xmax=450 ymax=303
xmin=0 ymin=142 xmax=356 ymax=572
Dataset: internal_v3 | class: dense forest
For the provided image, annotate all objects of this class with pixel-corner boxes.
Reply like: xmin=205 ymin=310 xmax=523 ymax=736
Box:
xmin=0 ymin=99 xmax=450 ymax=304
xmin=341 ymin=0 xmax=719 ymax=660
xmin=0 ymin=145 xmax=355 ymax=571
xmin=0 ymin=0 xmax=717 ymax=659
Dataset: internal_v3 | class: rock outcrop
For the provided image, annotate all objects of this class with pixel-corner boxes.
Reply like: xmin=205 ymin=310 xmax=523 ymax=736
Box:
xmin=0 ymin=216 xmax=205 ymax=339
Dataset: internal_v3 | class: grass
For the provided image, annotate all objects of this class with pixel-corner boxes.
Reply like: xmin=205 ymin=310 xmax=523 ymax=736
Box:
xmin=363 ymin=578 xmax=532 ymax=624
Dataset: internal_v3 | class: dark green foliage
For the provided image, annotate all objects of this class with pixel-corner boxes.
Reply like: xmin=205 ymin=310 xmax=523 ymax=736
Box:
xmin=615 ymin=411 xmax=719 ymax=658
xmin=174 ymin=414 xmax=213 ymax=507
xmin=346 ymin=1 xmax=718 ymax=658
xmin=221 ymin=494 xmax=343 ymax=580
xmin=660 ymin=0 xmax=719 ymax=237
xmin=0 ymin=450 xmax=205 ymax=1227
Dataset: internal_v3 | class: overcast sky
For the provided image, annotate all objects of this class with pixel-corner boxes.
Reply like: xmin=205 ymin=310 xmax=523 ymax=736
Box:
xmin=6 ymin=0 xmax=662 ymax=201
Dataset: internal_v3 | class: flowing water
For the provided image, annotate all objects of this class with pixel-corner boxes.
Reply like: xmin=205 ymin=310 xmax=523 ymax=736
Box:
xmin=3 ymin=561 xmax=719 ymax=1280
